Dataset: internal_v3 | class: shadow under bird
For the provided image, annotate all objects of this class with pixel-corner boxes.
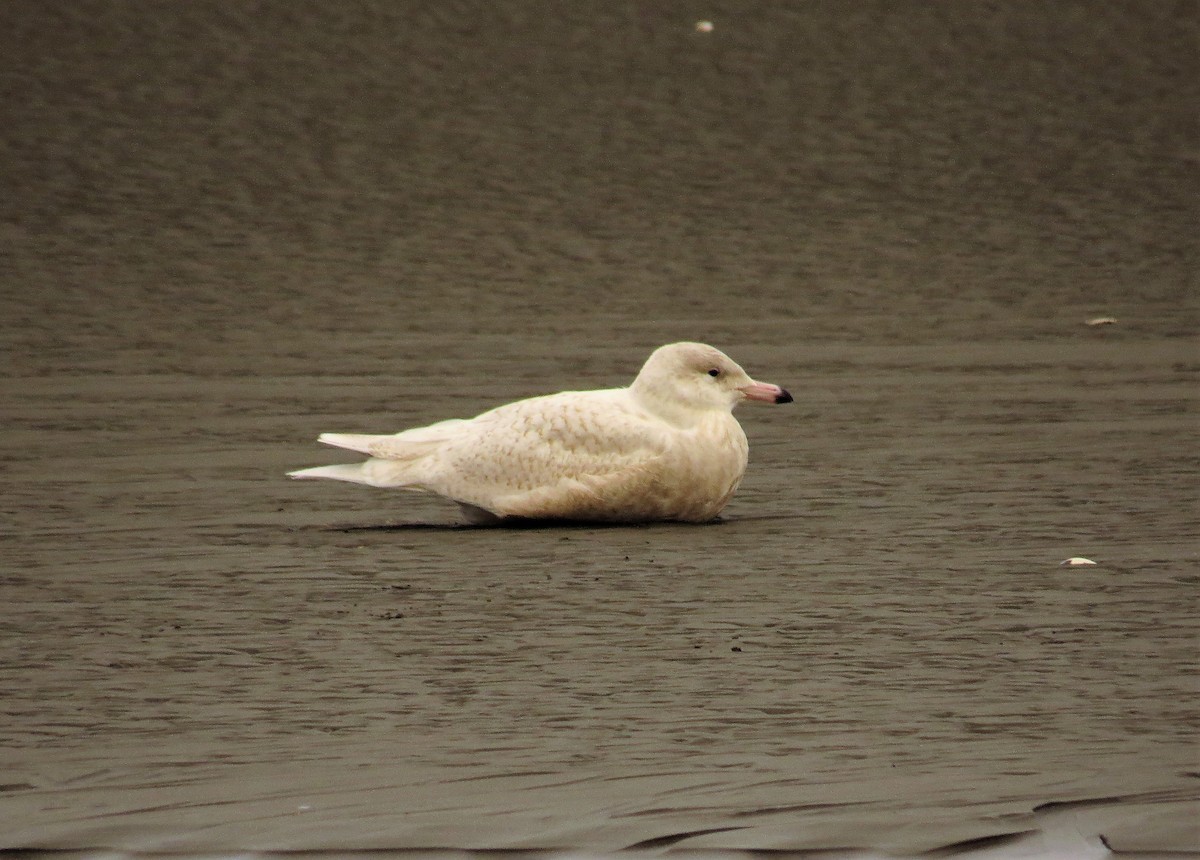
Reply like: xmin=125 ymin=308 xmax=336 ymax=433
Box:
xmin=289 ymin=341 xmax=792 ymax=524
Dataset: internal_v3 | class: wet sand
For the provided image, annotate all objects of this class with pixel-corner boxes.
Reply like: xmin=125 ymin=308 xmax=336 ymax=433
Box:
xmin=1 ymin=2 xmax=1197 ymax=857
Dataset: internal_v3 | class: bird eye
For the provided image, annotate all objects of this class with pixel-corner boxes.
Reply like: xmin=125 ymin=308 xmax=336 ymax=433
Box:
xmin=707 ymin=368 xmax=720 ymax=377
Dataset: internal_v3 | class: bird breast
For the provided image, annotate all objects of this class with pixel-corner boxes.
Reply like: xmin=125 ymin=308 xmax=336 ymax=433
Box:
xmin=651 ymin=413 xmax=749 ymax=521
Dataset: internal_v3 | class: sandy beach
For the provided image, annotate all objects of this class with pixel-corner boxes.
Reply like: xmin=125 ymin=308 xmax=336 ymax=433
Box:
xmin=1 ymin=2 xmax=1197 ymax=856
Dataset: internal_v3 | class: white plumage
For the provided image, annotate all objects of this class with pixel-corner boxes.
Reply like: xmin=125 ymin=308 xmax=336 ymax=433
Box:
xmin=289 ymin=342 xmax=792 ymax=523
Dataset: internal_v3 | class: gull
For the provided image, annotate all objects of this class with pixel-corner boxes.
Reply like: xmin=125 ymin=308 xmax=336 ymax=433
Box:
xmin=289 ymin=342 xmax=792 ymax=523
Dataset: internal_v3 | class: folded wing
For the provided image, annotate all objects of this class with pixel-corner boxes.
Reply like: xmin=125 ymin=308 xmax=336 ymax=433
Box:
xmin=421 ymin=390 xmax=672 ymax=518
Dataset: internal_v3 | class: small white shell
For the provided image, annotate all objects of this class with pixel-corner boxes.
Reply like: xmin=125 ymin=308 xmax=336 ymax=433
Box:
xmin=695 ymin=20 xmax=714 ymax=32
xmin=1086 ymin=317 xmax=1118 ymax=326
xmin=1060 ymin=557 xmax=1098 ymax=566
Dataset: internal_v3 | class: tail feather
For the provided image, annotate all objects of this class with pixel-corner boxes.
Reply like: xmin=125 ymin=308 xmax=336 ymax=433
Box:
xmin=288 ymin=459 xmax=424 ymax=488
xmin=288 ymin=464 xmax=372 ymax=484
xmin=318 ymin=433 xmax=387 ymax=455
xmin=318 ymin=431 xmax=451 ymax=460
xmin=293 ymin=426 xmax=457 ymax=487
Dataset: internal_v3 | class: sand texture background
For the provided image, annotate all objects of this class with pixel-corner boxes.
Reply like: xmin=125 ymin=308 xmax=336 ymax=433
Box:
xmin=1 ymin=1 xmax=1197 ymax=856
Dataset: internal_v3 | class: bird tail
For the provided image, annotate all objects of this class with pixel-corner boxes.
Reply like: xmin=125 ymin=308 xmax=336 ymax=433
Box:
xmin=317 ymin=426 xmax=463 ymax=459
xmin=318 ymin=433 xmax=388 ymax=455
xmin=288 ymin=460 xmax=429 ymax=488
xmin=288 ymin=463 xmax=374 ymax=484
xmin=290 ymin=425 xmax=464 ymax=487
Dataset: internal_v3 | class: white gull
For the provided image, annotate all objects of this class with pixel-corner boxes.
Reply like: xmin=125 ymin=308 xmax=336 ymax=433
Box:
xmin=289 ymin=341 xmax=792 ymax=524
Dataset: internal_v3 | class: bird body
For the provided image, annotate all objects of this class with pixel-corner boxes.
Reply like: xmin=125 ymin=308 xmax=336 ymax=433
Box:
xmin=290 ymin=342 xmax=791 ymax=523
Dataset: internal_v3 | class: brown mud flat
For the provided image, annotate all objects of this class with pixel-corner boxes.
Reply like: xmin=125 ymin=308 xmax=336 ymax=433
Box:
xmin=2 ymin=341 xmax=1196 ymax=856
xmin=1 ymin=2 xmax=1197 ymax=857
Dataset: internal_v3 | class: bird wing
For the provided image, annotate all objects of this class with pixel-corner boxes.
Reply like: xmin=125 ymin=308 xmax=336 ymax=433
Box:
xmin=423 ymin=388 xmax=674 ymax=516
xmin=319 ymin=418 xmax=472 ymax=459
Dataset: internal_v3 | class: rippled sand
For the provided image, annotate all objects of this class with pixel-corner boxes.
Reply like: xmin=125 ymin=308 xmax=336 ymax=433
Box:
xmin=0 ymin=2 xmax=1196 ymax=857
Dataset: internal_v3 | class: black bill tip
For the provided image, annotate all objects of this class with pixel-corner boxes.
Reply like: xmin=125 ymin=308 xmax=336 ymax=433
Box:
xmin=776 ymin=389 xmax=794 ymax=404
